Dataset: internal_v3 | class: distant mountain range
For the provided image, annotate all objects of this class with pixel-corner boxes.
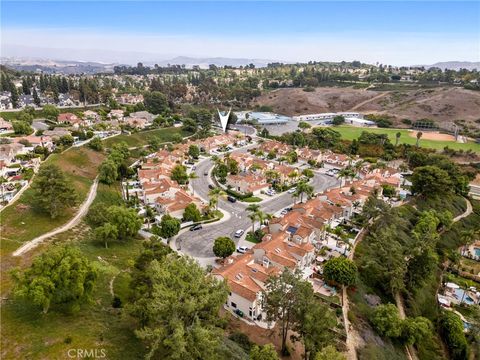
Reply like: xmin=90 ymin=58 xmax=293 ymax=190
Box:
xmin=2 ymin=56 xmax=478 ymax=75
xmin=1 ymin=56 xmax=280 ymax=74
xmin=418 ymin=61 xmax=480 ymax=71
xmin=0 ymin=57 xmax=117 ymax=74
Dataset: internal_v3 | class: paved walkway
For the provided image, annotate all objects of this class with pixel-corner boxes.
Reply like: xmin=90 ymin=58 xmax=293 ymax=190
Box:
xmin=12 ymin=178 xmax=99 ymax=256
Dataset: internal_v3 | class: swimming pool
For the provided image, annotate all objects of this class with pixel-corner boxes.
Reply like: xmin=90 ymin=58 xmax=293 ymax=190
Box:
xmin=475 ymin=248 xmax=480 ymax=257
xmin=454 ymin=288 xmax=475 ymax=305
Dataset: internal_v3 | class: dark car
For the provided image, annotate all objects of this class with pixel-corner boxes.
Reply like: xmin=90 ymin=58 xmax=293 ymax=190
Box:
xmin=227 ymin=195 xmax=237 ymax=203
xmin=208 ymin=184 xmax=215 ymax=190
xmin=190 ymin=224 xmax=203 ymax=231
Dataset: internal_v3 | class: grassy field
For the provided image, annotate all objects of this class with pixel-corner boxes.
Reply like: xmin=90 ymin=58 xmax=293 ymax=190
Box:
xmin=334 ymin=126 xmax=480 ymax=152
xmin=103 ymin=127 xmax=191 ymax=148
xmin=1 ymin=147 xmax=104 ymax=250
xmin=0 ymin=184 xmax=149 ymax=359
xmin=1 ymin=183 xmax=147 ymax=360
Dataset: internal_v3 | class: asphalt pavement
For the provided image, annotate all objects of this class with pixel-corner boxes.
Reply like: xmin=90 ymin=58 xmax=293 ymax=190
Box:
xmin=177 ymin=148 xmax=339 ymax=258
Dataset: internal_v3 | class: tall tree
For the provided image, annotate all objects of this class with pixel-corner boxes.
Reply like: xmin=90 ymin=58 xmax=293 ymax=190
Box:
xmin=31 ymin=164 xmax=77 ymax=218
xmin=32 ymin=88 xmax=41 ymax=106
xmin=170 ymin=164 xmax=189 ymax=185
xmin=99 ymin=159 xmax=118 ymax=185
xmin=263 ymin=269 xmax=312 ymax=355
xmin=130 ymin=255 xmax=228 ymax=360
xmin=294 ymin=181 xmax=314 ymax=203
xmin=143 ymin=91 xmax=169 ymax=114
xmin=154 ymin=214 xmax=180 ymax=242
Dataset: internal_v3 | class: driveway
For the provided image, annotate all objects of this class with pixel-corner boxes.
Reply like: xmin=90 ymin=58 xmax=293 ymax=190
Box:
xmin=177 ymin=152 xmax=338 ymax=258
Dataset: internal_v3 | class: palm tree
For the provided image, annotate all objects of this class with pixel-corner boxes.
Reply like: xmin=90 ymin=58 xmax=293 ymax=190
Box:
xmin=294 ymin=181 xmax=314 ymax=203
xmin=208 ymin=187 xmax=223 ymax=211
xmin=395 ymin=132 xmax=401 ymax=146
xmin=416 ymin=131 xmax=423 ymax=147
xmin=246 ymin=204 xmax=261 ymax=232
xmin=145 ymin=205 xmax=155 ymax=230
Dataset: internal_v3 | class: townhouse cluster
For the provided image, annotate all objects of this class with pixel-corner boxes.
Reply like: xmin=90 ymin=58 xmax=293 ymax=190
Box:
xmin=226 ymin=151 xmax=299 ymax=195
xmin=136 ymin=133 xmax=245 ymax=219
xmin=58 ymin=109 xmax=156 ymax=130
xmin=214 ymin=145 xmax=404 ymax=324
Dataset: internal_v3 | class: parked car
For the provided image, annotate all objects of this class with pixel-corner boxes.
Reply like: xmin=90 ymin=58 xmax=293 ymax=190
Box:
xmin=204 ymin=171 xmax=209 ymax=176
xmin=287 ymin=187 xmax=296 ymax=194
xmin=208 ymin=184 xmax=215 ymax=189
xmin=280 ymin=209 xmax=288 ymax=215
xmin=227 ymin=195 xmax=237 ymax=203
xmin=266 ymin=189 xmax=276 ymax=196
xmin=237 ymin=246 xmax=249 ymax=253
xmin=234 ymin=309 xmax=244 ymax=317
xmin=192 ymin=166 xmax=196 ymax=170
xmin=190 ymin=224 xmax=203 ymax=231
xmin=234 ymin=229 xmax=245 ymax=238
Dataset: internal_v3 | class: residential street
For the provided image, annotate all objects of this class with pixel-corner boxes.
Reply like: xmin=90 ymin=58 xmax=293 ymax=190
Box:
xmin=177 ymin=149 xmax=339 ymax=258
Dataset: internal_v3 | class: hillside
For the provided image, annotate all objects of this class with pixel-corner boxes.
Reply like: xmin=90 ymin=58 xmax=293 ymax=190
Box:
xmin=252 ymin=87 xmax=480 ymax=133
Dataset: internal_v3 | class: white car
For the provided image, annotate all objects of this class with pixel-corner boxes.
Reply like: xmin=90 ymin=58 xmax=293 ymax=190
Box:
xmin=237 ymin=246 xmax=249 ymax=254
xmin=234 ymin=229 xmax=245 ymax=238
xmin=287 ymin=187 xmax=296 ymax=194
xmin=280 ymin=209 xmax=288 ymax=215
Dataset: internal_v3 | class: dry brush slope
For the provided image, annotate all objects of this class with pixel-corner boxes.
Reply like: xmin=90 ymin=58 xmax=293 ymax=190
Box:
xmin=253 ymin=87 xmax=480 ymax=131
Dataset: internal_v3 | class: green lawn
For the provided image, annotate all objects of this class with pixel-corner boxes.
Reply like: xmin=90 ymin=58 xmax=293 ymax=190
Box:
xmin=333 ymin=126 xmax=480 ymax=153
xmin=1 ymin=147 xmax=103 ymax=250
xmin=103 ymin=127 xmax=191 ymax=148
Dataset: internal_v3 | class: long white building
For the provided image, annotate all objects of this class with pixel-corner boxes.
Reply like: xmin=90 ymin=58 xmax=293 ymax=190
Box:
xmin=293 ymin=112 xmax=363 ymax=122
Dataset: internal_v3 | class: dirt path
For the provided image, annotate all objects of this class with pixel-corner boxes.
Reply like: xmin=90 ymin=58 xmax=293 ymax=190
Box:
xmin=343 ymin=224 xmax=372 ymax=360
xmin=349 ymin=91 xmax=390 ymax=111
xmin=12 ymin=178 xmax=99 ymax=257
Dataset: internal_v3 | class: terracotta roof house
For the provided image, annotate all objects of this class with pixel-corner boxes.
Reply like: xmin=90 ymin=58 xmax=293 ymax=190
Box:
xmin=58 ymin=113 xmax=81 ymax=125
xmin=226 ymin=172 xmax=269 ymax=195
xmin=213 ymin=228 xmax=315 ymax=322
xmin=155 ymin=187 xmax=203 ymax=218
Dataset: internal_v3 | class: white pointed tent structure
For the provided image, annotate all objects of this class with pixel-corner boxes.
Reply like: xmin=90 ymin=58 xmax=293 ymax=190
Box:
xmin=217 ymin=107 xmax=231 ymax=132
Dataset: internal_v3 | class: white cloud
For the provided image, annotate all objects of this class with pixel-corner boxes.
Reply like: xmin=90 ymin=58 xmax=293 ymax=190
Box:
xmin=1 ymin=27 xmax=478 ymax=65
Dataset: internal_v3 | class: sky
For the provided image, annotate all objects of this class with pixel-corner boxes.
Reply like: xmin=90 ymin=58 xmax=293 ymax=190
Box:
xmin=1 ymin=1 xmax=479 ymax=66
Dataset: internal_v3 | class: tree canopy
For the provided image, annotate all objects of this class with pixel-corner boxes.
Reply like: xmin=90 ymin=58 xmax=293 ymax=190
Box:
xmin=323 ymin=257 xmax=357 ymax=287
xmin=411 ymin=165 xmax=453 ymax=197
xmin=130 ymin=254 xmax=228 ymax=359
xmin=31 ymin=163 xmax=78 ymax=218
xmin=183 ymin=203 xmax=202 ymax=222
xmin=143 ymin=91 xmax=169 ymax=114
xmin=154 ymin=214 xmax=181 ymax=240
xmin=250 ymin=344 xmax=279 ymax=360
xmin=13 ymin=246 xmax=97 ymax=313
xmin=213 ymin=236 xmax=236 ymax=259
xmin=171 ymin=164 xmax=189 ymax=185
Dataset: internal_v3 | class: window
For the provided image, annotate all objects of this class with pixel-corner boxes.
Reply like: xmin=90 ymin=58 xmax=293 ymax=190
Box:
xmin=231 ymin=302 xmax=237 ymax=308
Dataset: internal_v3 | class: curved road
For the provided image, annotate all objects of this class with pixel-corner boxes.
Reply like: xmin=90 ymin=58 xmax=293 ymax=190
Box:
xmin=178 ymin=152 xmax=338 ymax=258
